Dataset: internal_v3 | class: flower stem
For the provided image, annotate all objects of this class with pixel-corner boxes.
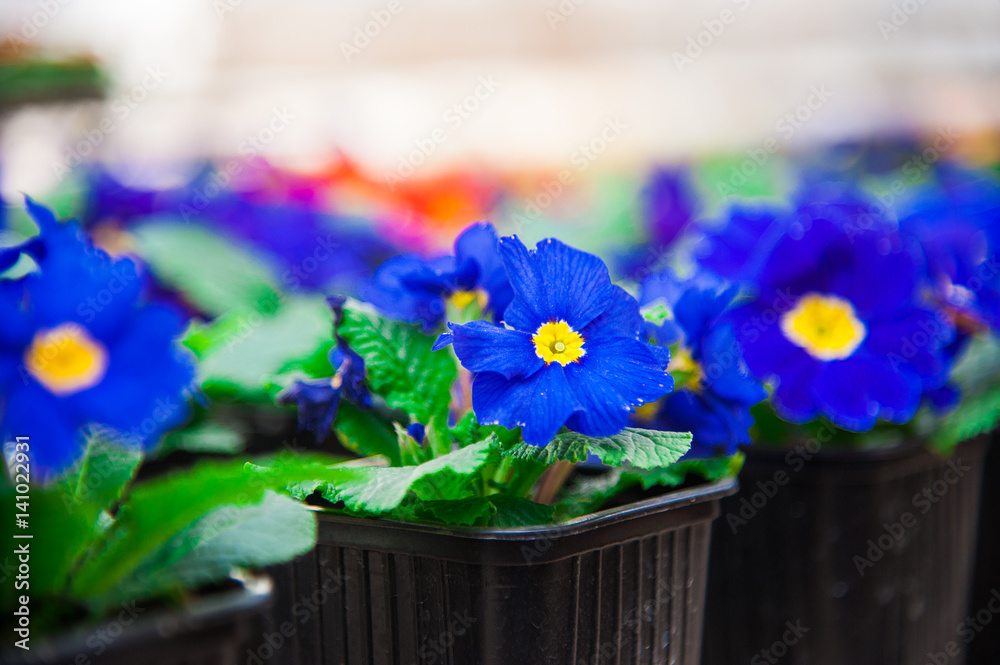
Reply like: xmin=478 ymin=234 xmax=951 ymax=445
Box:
xmin=533 ymin=460 xmax=575 ymax=505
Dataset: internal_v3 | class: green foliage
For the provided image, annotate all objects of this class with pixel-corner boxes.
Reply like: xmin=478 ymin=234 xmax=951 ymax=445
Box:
xmin=321 ymin=438 xmax=499 ymax=514
xmin=337 ymin=300 xmax=457 ymax=432
xmin=927 ymin=334 xmax=1000 ymax=453
xmin=334 ymin=401 xmax=402 ymax=465
xmin=106 ymin=492 xmax=315 ymax=609
xmin=450 ymin=411 xmax=521 ymax=448
xmin=930 ymin=384 xmax=1000 ymax=454
xmin=56 ymin=431 xmax=143 ymax=513
xmin=132 ymin=220 xmax=280 ymax=317
xmin=556 ymin=453 xmax=743 ymax=520
xmin=69 ymin=458 xmax=316 ymax=606
xmin=11 ymin=436 xmax=318 ymax=631
xmin=504 ymin=428 xmax=692 ymax=469
xmin=185 ymin=296 xmax=336 ymax=399
xmin=160 ymin=422 xmax=245 ymax=455
xmin=415 ymin=495 xmax=554 ymax=527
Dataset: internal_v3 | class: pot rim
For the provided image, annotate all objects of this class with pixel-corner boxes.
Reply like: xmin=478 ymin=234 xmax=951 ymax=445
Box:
xmin=308 ymin=476 xmax=737 ymax=541
xmin=4 ymin=572 xmax=271 ymax=663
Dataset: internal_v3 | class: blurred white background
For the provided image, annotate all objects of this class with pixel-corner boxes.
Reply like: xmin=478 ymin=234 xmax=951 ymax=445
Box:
xmin=1 ymin=0 xmax=999 ymax=195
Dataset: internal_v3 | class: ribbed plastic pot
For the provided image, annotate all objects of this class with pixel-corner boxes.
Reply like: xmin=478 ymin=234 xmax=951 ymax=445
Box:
xmin=264 ymin=478 xmax=735 ymax=665
xmin=703 ymin=437 xmax=989 ymax=665
xmin=968 ymin=435 xmax=999 ymax=665
xmin=2 ymin=575 xmax=272 ymax=665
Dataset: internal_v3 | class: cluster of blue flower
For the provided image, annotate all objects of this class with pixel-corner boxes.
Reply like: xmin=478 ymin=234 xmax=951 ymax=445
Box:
xmin=366 ymin=165 xmax=1000 ymax=458
xmin=0 ymin=198 xmax=195 ymax=474
xmin=3 ymin=160 xmax=999 ymax=473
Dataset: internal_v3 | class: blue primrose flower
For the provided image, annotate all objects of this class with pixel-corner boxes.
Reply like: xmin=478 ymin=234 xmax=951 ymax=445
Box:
xmin=365 ymin=222 xmax=512 ymax=331
xmin=894 ymin=166 xmax=1000 ymax=332
xmin=277 ymin=296 xmax=373 ymax=441
xmin=0 ymin=198 xmax=195 ymax=475
xmin=727 ymin=218 xmax=954 ymax=431
xmin=696 ymin=181 xmax=893 ymax=285
xmin=618 ymin=166 xmax=700 ymax=280
xmin=636 ymin=271 xmax=767 ymax=457
xmin=434 ymin=236 xmax=674 ymax=446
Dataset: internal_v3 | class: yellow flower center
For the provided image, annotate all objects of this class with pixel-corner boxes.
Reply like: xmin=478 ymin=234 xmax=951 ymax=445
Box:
xmin=450 ymin=289 xmax=487 ymax=309
xmin=532 ymin=320 xmax=585 ymax=365
xmin=24 ymin=323 xmax=109 ymax=396
xmin=780 ymin=293 xmax=867 ymax=361
xmin=668 ymin=347 xmax=704 ymax=392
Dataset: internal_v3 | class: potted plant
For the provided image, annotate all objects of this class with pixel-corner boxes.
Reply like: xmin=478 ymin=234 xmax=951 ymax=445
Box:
xmin=686 ymin=166 xmax=1000 ymax=665
xmin=242 ymin=223 xmax=754 ymax=665
xmin=0 ymin=200 xmax=318 ymax=664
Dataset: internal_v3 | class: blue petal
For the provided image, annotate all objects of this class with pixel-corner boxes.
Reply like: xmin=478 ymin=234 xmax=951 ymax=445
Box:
xmin=726 ymin=302 xmax=813 ymax=380
xmin=770 ymin=362 xmax=821 ymax=423
xmin=448 ymin=321 xmax=543 ymax=379
xmin=498 ymin=236 xmax=613 ymax=332
xmin=453 ymin=223 xmax=513 ymax=319
xmin=580 ymin=285 xmax=643 ymax=339
xmin=31 ymin=239 xmax=145 ymax=340
xmin=827 ymin=230 xmax=921 ymax=317
xmin=673 ymin=284 xmax=737 ymax=354
xmin=864 ymin=309 xmax=954 ymax=390
xmin=700 ymin=323 xmax=768 ymax=405
xmin=755 ymin=218 xmax=846 ymax=294
xmin=652 ymin=388 xmax=753 ymax=456
xmin=814 ymin=351 xmax=921 ymax=430
xmin=0 ymin=277 xmax=36 ymax=348
xmin=643 ymin=166 xmax=699 ymax=248
xmin=567 ymin=335 xmax=674 ymax=410
xmin=696 ymin=203 xmax=790 ymax=283
xmin=648 ymin=343 xmax=671 ymax=370
xmin=432 ymin=331 xmax=454 ymax=351
xmin=24 ymin=195 xmax=63 ymax=236
xmin=406 ymin=422 xmax=426 ymax=444
xmin=277 ymin=378 xmax=342 ymax=441
xmin=455 ymin=222 xmax=502 ymax=282
xmin=2 ymin=383 xmax=84 ymax=476
xmin=365 ymin=255 xmax=447 ymax=330
xmin=472 ymin=365 xmax=580 ymax=446
xmin=68 ymin=305 xmax=195 ymax=439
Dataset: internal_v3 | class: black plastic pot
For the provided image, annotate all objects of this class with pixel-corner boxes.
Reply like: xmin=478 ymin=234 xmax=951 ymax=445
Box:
xmin=3 ymin=575 xmax=272 ymax=665
xmin=264 ymin=479 xmax=735 ymax=665
xmin=968 ymin=436 xmax=999 ymax=665
xmin=703 ymin=437 xmax=989 ymax=665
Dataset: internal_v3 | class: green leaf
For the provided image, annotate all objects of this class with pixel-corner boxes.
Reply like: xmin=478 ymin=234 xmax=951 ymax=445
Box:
xmin=450 ymin=411 xmax=521 ymax=448
xmin=56 ymin=431 xmax=143 ymax=513
xmin=69 ymin=459 xmax=278 ymax=599
xmin=410 ymin=494 xmax=553 ymax=527
xmin=554 ymin=468 xmax=628 ymax=520
xmin=132 ymin=219 xmax=281 ymax=317
xmin=414 ymin=497 xmax=495 ymax=526
xmin=334 ymin=401 xmax=401 ymax=465
xmin=190 ymin=296 xmax=336 ymax=398
xmin=925 ymin=334 xmax=1000 ymax=453
xmin=323 ymin=438 xmax=498 ymax=513
xmin=630 ymin=452 xmax=744 ymax=489
xmin=337 ymin=300 xmax=457 ymax=427
xmin=102 ymin=492 xmax=316 ymax=609
xmin=930 ymin=386 xmax=1000 ymax=454
xmin=504 ymin=436 xmax=589 ymax=465
xmin=487 ymin=495 xmax=554 ymax=527
xmin=504 ymin=427 xmax=691 ymax=469
xmin=242 ymin=451 xmax=359 ymax=501
xmin=1 ymin=486 xmax=100 ymax=599
xmin=555 ymin=453 xmax=741 ymax=520
xmin=159 ymin=422 xmax=245 ymax=455
xmin=582 ymin=428 xmax=692 ymax=468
